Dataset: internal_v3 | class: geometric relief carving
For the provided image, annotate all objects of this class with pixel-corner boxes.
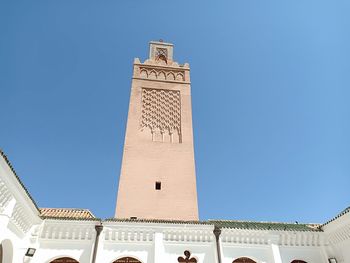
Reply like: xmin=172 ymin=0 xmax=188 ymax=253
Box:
xmin=155 ymin=47 xmax=168 ymax=64
xmin=141 ymin=88 xmax=181 ymax=143
xmin=178 ymin=250 xmax=197 ymax=263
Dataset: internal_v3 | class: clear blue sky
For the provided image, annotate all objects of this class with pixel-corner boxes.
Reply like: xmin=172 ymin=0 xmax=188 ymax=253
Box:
xmin=1 ymin=0 xmax=349 ymax=223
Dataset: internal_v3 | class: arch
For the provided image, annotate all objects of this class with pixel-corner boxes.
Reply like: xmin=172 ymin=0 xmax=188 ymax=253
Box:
xmin=232 ymin=257 xmax=257 ymax=263
xmin=167 ymin=72 xmax=175 ymax=80
xmin=112 ymin=257 xmax=142 ymax=263
xmin=156 ymin=54 xmax=167 ymax=65
xmin=176 ymin=73 xmax=184 ymax=81
xmin=158 ymin=71 xmax=166 ymax=80
xmin=0 ymin=239 xmax=13 ymax=263
xmin=140 ymin=69 xmax=148 ymax=78
xmin=291 ymin=261 xmax=308 ymax=263
xmin=50 ymin=257 xmax=79 ymax=263
xmin=149 ymin=70 xmax=157 ymax=79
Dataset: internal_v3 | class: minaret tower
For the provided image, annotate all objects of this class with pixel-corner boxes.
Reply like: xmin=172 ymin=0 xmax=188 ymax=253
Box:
xmin=115 ymin=41 xmax=198 ymax=220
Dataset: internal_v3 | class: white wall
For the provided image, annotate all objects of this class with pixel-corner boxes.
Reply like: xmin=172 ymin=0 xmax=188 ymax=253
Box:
xmin=322 ymin=210 xmax=350 ymax=263
xmin=222 ymin=244 xmax=273 ymax=263
xmin=279 ymin=246 xmax=326 ymax=263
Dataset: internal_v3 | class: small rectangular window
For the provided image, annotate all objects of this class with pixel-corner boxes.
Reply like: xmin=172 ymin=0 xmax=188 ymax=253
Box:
xmin=130 ymin=216 xmax=137 ymax=220
xmin=155 ymin=181 xmax=161 ymax=190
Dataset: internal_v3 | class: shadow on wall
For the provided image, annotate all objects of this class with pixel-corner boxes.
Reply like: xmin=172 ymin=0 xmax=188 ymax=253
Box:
xmin=0 ymin=239 xmax=13 ymax=263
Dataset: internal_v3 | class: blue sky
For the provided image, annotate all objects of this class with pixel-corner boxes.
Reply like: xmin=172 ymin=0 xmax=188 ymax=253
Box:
xmin=1 ymin=0 xmax=349 ymax=222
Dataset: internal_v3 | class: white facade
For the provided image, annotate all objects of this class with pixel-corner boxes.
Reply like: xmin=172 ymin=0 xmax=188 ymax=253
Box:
xmin=1 ymin=151 xmax=349 ymax=263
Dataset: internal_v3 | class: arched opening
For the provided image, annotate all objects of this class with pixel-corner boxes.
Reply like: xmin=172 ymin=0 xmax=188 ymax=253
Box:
xmin=0 ymin=239 xmax=13 ymax=263
xmin=113 ymin=257 xmax=142 ymax=263
xmin=156 ymin=54 xmax=167 ymax=64
xmin=50 ymin=258 xmax=79 ymax=263
xmin=233 ymin=257 xmax=257 ymax=263
xmin=291 ymin=261 xmax=307 ymax=263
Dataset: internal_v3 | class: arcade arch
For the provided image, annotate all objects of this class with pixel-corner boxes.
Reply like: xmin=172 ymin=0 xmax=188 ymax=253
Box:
xmin=232 ymin=257 xmax=257 ymax=263
xmin=113 ymin=257 xmax=142 ymax=263
xmin=50 ymin=257 xmax=79 ymax=263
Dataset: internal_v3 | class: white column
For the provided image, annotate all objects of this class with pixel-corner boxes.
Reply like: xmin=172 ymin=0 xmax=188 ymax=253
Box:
xmin=271 ymin=243 xmax=282 ymax=263
xmin=154 ymin=232 xmax=164 ymax=263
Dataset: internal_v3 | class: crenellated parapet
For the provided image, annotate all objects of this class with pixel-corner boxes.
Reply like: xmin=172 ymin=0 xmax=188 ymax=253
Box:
xmin=10 ymin=202 xmax=36 ymax=234
xmin=326 ymin=224 xmax=350 ymax=245
xmin=39 ymin=219 xmax=97 ymax=241
xmin=164 ymin=229 xmax=214 ymax=243
xmin=219 ymin=228 xmax=323 ymax=247
xmin=104 ymin=227 xmax=154 ymax=243
xmin=0 ymin=178 xmax=12 ymax=214
xmin=278 ymin=231 xmax=323 ymax=247
xmin=132 ymin=40 xmax=190 ymax=84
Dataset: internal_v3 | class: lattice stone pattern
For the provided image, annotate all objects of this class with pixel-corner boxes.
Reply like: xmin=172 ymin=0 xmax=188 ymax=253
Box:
xmin=140 ymin=88 xmax=181 ymax=143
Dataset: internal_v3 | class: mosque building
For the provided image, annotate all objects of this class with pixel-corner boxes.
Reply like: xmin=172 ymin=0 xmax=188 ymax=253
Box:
xmin=0 ymin=41 xmax=349 ymax=263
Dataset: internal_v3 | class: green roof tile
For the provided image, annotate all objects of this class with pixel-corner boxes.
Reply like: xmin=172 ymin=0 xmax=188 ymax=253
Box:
xmin=209 ymin=220 xmax=321 ymax=232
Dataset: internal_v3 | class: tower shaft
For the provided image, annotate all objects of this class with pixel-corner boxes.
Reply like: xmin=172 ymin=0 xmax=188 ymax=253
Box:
xmin=115 ymin=41 xmax=198 ymax=220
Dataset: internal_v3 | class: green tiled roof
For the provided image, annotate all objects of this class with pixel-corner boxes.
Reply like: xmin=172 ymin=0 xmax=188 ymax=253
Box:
xmin=105 ymin=218 xmax=321 ymax=232
xmin=208 ymin=220 xmax=321 ymax=232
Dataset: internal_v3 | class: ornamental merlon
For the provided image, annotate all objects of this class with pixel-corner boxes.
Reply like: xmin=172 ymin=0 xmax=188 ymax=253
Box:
xmin=131 ymin=40 xmax=190 ymax=83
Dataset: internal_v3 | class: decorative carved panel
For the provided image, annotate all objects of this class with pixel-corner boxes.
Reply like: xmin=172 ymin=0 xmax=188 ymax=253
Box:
xmin=155 ymin=48 xmax=168 ymax=64
xmin=141 ymin=88 xmax=181 ymax=143
xmin=178 ymin=251 xmax=197 ymax=263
